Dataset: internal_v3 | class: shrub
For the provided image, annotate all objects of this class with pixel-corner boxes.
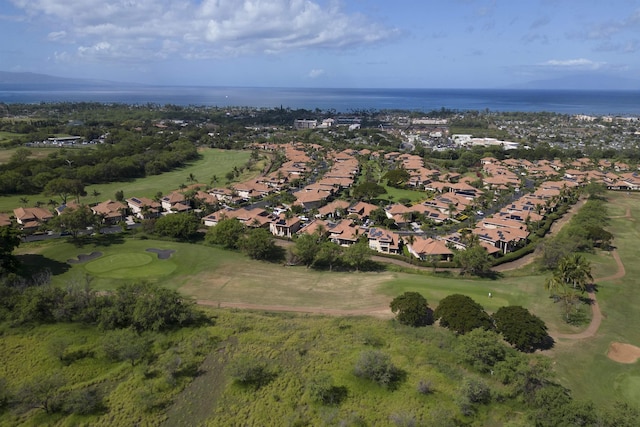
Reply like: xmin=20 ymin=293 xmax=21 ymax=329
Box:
xmin=227 ymin=356 xmax=276 ymax=389
xmin=353 ymin=350 xmax=403 ymax=389
xmin=457 ymin=328 xmax=509 ymax=373
xmin=307 ymin=373 xmax=347 ymax=405
xmin=461 ymin=378 xmax=491 ymax=404
xmin=416 ymin=379 xmax=434 ymax=395
xmin=62 ymin=386 xmax=104 ymax=415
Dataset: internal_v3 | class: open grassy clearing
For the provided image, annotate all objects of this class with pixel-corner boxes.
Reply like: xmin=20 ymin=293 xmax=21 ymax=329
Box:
xmin=0 ymin=148 xmax=251 ymax=213
xmin=0 ymin=131 xmax=27 ymax=148
xmin=377 ymin=184 xmax=427 ymax=203
xmin=0 ymin=146 xmax=59 ymax=163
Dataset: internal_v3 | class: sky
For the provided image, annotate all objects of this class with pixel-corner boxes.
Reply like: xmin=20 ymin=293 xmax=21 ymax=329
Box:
xmin=1 ymin=0 xmax=640 ymax=88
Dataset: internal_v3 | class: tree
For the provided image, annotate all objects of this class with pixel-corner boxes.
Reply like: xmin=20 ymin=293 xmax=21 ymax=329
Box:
xmin=154 ymin=213 xmax=200 ymax=241
xmin=557 ymin=253 xmax=593 ymax=292
xmin=383 ymin=168 xmax=410 ymax=188
xmin=0 ymin=225 xmax=21 ymax=274
xmin=433 ymin=294 xmax=493 ymax=334
xmin=98 ymin=282 xmax=201 ymax=332
xmin=343 ymin=241 xmax=371 ymax=271
xmin=91 ymin=189 xmax=101 ymax=203
xmin=48 ymin=205 xmax=98 ymax=238
xmin=44 ymin=178 xmax=86 ymax=204
xmin=292 ymin=233 xmax=321 ymax=267
xmin=115 ymin=190 xmax=125 ymax=202
xmin=205 ymin=218 xmax=245 ymax=249
xmin=538 ymin=236 xmax=578 ymax=270
xmin=62 ymin=386 xmax=104 ymax=415
xmin=493 ymin=306 xmax=550 ymax=352
xmin=239 ymin=228 xmax=280 ymax=261
xmin=389 ymin=292 xmax=433 ymax=327
xmin=454 ymin=241 xmax=492 ymax=276
xmin=314 ymin=241 xmax=342 ymax=271
xmin=352 ymin=181 xmax=386 ymax=201
xmin=16 ymin=372 xmax=67 ymax=414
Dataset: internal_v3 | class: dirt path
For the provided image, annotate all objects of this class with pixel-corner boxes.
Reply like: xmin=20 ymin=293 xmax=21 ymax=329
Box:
xmin=554 ymin=249 xmax=625 ymax=340
xmin=197 ymin=299 xmax=393 ymax=318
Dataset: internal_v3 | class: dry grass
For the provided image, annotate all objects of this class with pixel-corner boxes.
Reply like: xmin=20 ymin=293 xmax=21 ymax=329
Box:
xmin=180 ymin=263 xmax=394 ymax=310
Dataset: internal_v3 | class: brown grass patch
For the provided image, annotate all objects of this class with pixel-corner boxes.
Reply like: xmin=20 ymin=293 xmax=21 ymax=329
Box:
xmin=607 ymin=342 xmax=640 ymax=364
xmin=180 ymin=262 xmax=395 ymax=311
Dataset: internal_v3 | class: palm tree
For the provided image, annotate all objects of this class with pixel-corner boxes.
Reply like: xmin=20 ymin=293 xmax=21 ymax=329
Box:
xmin=92 ymin=189 xmax=101 ymax=204
xmin=559 ymin=254 xmax=593 ymax=292
xmin=187 ymin=173 xmax=196 ymax=183
xmin=19 ymin=197 xmax=28 ymax=207
xmin=544 ymin=273 xmax=566 ymax=300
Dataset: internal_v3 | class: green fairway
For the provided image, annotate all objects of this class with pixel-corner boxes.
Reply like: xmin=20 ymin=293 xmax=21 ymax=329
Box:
xmin=0 ymin=148 xmax=252 ymax=213
xmin=549 ymin=191 xmax=640 ymax=407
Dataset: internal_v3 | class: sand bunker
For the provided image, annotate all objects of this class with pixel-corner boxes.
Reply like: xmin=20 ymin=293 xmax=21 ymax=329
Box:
xmin=67 ymin=252 xmax=102 ymax=264
xmin=146 ymin=248 xmax=176 ymax=260
xmin=607 ymin=342 xmax=640 ymax=364
xmin=67 ymin=252 xmax=103 ymax=264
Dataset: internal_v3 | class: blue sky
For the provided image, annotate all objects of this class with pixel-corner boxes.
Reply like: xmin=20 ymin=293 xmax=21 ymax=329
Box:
xmin=2 ymin=0 xmax=639 ymax=88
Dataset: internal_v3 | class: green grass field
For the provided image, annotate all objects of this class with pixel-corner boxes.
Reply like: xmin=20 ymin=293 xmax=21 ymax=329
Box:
xmin=14 ymin=190 xmax=640 ymax=410
xmin=0 ymin=146 xmax=59 ymax=163
xmin=0 ymin=148 xmax=252 ymax=213
xmin=378 ymin=184 xmax=427 ymax=203
xmin=0 ymin=131 xmax=27 ymax=148
xmin=549 ymin=191 xmax=640 ymax=407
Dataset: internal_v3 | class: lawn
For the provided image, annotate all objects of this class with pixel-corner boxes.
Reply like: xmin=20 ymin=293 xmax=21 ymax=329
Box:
xmin=377 ymin=183 xmax=427 ymax=203
xmin=0 ymin=148 xmax=252 ymax=213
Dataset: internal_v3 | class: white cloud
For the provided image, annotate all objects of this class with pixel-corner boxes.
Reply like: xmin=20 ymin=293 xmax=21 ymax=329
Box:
xmin=308 ymin=68 xmax=325 ymax=78
xmin=47 ymin=30 xmax=66 ymax=41
xmin=539 ymin=58 xmax=606 ymax=70
xmin=9 ymin=0 xmax=398 ymax=63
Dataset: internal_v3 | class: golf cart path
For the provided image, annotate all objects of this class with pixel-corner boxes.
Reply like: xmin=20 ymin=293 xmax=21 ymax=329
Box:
xmin=554 ymin=249 xmax=625 ymax=340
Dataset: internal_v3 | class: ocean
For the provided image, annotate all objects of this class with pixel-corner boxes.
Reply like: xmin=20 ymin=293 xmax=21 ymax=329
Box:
xmin=1 ymin=86 xmax=639 ymax=115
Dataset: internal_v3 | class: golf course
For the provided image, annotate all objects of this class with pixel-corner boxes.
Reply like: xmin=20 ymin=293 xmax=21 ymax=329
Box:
xmin=14 ymin=190 xmax=640 ymax=410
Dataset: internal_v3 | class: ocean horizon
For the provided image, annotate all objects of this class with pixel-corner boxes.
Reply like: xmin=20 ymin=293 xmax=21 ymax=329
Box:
xmin=1 ymin=86 xmax=639 ymax=116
